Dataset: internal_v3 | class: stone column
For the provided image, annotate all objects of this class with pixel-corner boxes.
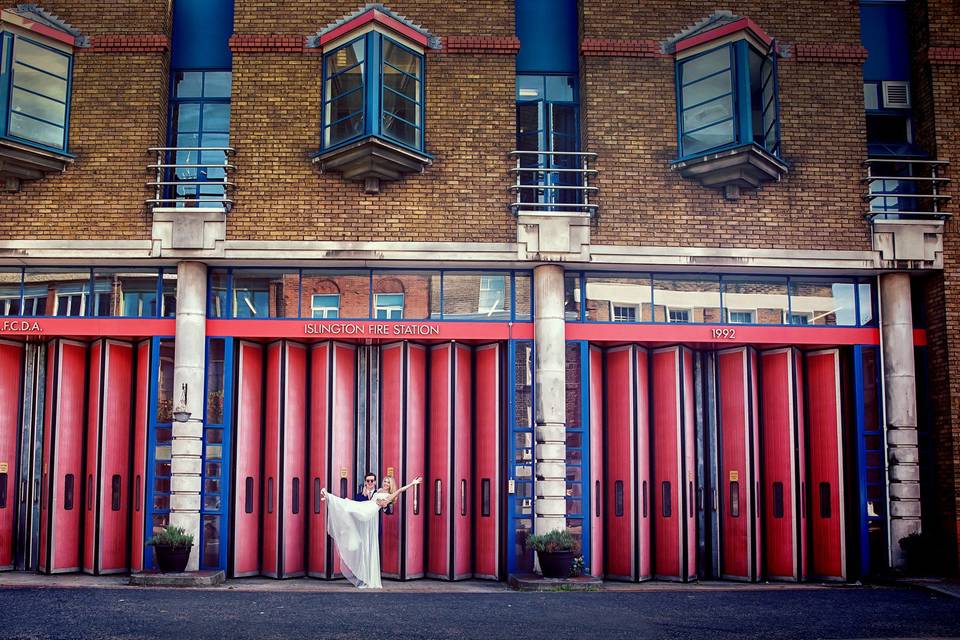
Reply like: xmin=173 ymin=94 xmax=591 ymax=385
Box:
xmin=170 ymin=261 xmax=207 ymax=571
xmin=879 ymin=272 xmax=921 ymax=568
xmin=533 ymin=264 xmax=567 ymax=536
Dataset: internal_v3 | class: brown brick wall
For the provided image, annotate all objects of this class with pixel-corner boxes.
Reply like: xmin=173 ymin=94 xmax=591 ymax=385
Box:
xmin=909 ymin=0 xmax=960 ymax=574
xmin=232 ymin=1 xmax=514 ymax=37
xmin=581 ymin=0 xmax=861 ymax=44
xmin=0 ymin=1 xmax=169 ymax=240
xmin=583 ymin=58 xmax=870 ymax=250
xmin=226 ymin=49 xmax=517 ymax=242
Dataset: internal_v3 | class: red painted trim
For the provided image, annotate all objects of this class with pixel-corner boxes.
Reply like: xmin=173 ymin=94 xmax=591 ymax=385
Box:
xmin=566 ymin=324 xmax=881 ymax=346
xmin=319 ymin=9 xmax=428 ymax=49
xmin=439 ymin=35 xmax=520 ymax=55
xmin=914 ymin=329 xmax=928 ymax=347
xmin=581 ymin=38 xmax=668 ymax=58
xmin=675 ymin=17 xmax=773 ymax=54
xmin=206 ymin=319 xmax=534 ymax=341
xmin=15 ymin=19 xmax=76 ymax=46
xmin=0 ymin=318 xmax=175 ymax=338
xmin=82 ymin=35 xmax=170 ymax=53
xmin=923 ymin=47 xmax=960 ymax=65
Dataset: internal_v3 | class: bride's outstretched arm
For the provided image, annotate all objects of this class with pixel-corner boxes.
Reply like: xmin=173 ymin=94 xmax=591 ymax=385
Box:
xmin=385 ymin=476 xmax=422 ymax=503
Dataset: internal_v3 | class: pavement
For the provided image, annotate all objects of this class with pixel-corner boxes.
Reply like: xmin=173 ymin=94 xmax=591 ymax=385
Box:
xmin=0 ymin=582 xmax=958 ymax=639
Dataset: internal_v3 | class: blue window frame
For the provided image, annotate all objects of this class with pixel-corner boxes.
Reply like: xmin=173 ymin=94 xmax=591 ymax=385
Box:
xmin=507 ymin=340 xmax=535 ymax=574
xmin=676 ymin=40 xmax=780 ymax=160
xmin=322 ymin=33 xmax=425 ymax=153
xmin=168 ymin=70 xmax=231 ymax=207
xmin=200 ymin=337 xmax=233 ymax=571
xmin=516 ymin=74 xmax=580 ymax=209
xmin=0 ymin=33 xmax=72 ymax=153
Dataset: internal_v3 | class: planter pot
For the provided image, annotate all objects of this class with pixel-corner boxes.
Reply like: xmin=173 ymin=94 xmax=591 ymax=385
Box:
xmin=153 ymin=544 xmax=192 ymax=573
xmin=537 ymin=550 xmax=575 ymax=579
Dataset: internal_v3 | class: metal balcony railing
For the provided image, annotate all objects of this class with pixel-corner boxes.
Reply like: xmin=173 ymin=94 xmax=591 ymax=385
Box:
xmin=147 ymin=146 xmax=236 ymax=211
xmin=864 ymin=158 xmax=951 ymax=220
xmin=509 ymin=150 xmax=598 ymax=216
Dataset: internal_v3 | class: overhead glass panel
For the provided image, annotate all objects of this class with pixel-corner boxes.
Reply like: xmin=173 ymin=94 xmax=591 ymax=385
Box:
xmin=301 ymin=269 xmax=370 ymax=319
xmin=722 ymin=276 xmax=788 ymax=324
xmin=231 ymin=269 xmax=299 ymax=318
xmin=652 ymin=275 xmax=721 ymax=323
xmin=789 ymin=279 xmax=857 ymax=326
xmin=585 ymin=274 xmax=652 ymax=322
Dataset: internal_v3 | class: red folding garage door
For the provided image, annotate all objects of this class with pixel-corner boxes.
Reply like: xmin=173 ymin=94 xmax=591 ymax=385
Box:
xmin=759 ymin=347 xmax=807 ymax=581
xmin=380 ymin=342 xmax=428 ymax=580
xmin=0 ymin=340 xmax=23 ymax=571
xmin=231 ymin=341 xmax=264 ymax=577
xmin=82 ymin=339 xmax=134 ymax=575
xmin=473 ymin=343 xmax=500 ymax=580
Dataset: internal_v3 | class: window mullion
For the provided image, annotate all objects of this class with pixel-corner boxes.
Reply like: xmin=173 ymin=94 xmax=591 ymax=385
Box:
xmin=733 ymin=41 xmax=751 ymax=147
xmin=368 ymin=32 xmax=381 ymax=139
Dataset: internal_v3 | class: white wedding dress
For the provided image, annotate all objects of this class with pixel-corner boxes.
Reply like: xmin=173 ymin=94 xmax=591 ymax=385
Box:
xmin=323 ymin=490 xmax=386 ymax=589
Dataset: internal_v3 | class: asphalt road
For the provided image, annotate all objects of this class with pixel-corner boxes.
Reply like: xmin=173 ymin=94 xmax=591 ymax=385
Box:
xmin=0 ymin=586 xmax=957 ymax=639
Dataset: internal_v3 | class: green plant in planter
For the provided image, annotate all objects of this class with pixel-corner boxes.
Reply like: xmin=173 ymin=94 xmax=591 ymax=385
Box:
xmin=146 ymin=525 xmax=194 ymax=549
xmin=899 ymin=531 xmax=936 ymax=575
xmin=526 ymin=530 xmax=581 ymax=579
xmin=525 ymin=529 xmax=581 ymax=554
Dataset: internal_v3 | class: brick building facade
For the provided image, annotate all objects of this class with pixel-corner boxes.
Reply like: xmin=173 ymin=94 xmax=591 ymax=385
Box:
xmin=0 ymin=0 xmax=957 ymax=583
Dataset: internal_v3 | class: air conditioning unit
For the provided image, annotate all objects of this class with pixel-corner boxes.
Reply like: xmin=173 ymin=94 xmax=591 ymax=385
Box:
xmin=882 ymin=81 xmax=911 ymax=109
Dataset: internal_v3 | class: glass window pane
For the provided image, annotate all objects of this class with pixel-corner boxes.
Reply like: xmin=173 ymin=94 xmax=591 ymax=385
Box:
xmin=175 ymin=103 xmax=200 ymax=133
xmin=326 ymin=39 xmax=365 ymax=77
xmin=202 ymin=103 xmax=230 ymax=133
xmin=203 ymin=72 xmax=231 ymax=98
xmin=15 ymin=39 xmax=69 ymax=78
xmin=653 ymin=276 xmax=721 ymax=323
xmin=516 ymin=75 xmax=544 ymax=101
xmin=208 ymin=269 xmax=228 ymax=318
xmin=156 ymin=340 xmax=175 ymax=423
xmin=12 ymin=63 xmax=67 ymax=103
xmin=789 ymin=279 xmax=857 ymax=326
xmin=11 ymin=87 xmax=65 ymax=125
xmin=232 ymin=270 xmax=299 ymax=318
xmin=325 ymin=88 xmax=364 ymax=127
xmin=383 ymin=67 xmax=419 ymax=102
xmin=564 ymin=273 xmax=581 ymax=320
xmin=301 ymin=270 xmax=370 ymax=319
xmin=514 ymin=274 xmax=532 ymax=322
xmin=681 ymin=47 xmax=730 ymax=86
xmin=859 ymin=281 xmax=875 ymax=326
xmin=722 ymin=276 xmax=788 ymax=325
xmin=682 ymin=119 xmax=735 ymax=156
xmin=325 ymin=112 xmax=364 ymax=147
xmin=565 ymin=344 xmax=582 ymax=428
xmin=372 ymin=272 xmax=440 ymax=320
xmin=175 ymin=71 xmax=203 ymax=98
xmin=23 ymin=268 xmax=89 ymax=317
xmin=207 ymin=340 xmax=225 ymax=424
xmin=513 ymin=343 xmax=533 ymax=429
xmin=92 ymin=269 xmax=160 ymax=317
xmin=383 ymin=40 xmax=420 ymax=78
xmin=545 ymin=75 xmax=576 ymax=102
xmin=585 ymin=274 xmax=652 ymax=322
xmin=443 ymin=273 xmax=510 ymax=320
xmin=9 ymin=112 xmax=63 ymax=148
xmin=383 ymin=89 xmax=419 ymax=126
xmin=0 ymin=269 xmax=22 ymax=317
xmin=682 ymin=95 xmax=733 ymax=133
xmin=201 ymin=515 xmax=221 ymax=569
xmin=326 ymin=64 xmax=364 ymax=102
xmin=382 ymin=113 xmax=418 ymax=148
xmin=161 ymin=270 xmax=177 ymax=317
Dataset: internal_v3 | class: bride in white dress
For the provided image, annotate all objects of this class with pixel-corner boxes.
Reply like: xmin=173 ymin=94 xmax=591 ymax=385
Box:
xmin=320 ymin=475 xmax=422 ymax=589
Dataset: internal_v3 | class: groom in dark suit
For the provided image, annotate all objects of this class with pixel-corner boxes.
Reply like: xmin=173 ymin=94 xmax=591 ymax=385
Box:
xmin=355 ymin=472 xmax=377 ymax=502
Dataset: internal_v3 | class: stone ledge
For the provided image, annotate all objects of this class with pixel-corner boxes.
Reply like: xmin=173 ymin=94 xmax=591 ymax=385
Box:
xmin=508 ymin=573 xmax=602 ymax=592
xmin=129 ymin=570 xmax=225 ymax=588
